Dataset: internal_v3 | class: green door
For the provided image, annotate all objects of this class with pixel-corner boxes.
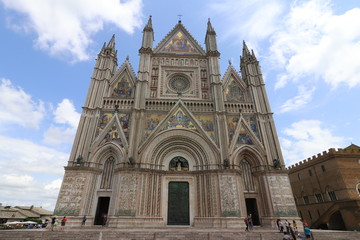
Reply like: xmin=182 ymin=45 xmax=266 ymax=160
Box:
xmin=167 ymin=181 xmax=190 ymax=225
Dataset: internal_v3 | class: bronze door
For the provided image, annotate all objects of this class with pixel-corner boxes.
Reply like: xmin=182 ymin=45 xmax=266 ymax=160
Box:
xmin=167 ymin=181 xmax=190 ymax=225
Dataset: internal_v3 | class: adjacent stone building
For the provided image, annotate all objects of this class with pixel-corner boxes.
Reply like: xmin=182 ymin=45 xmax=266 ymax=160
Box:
xmin=288 ymin=144 xmax=360 ymax=230
xmin=54 ymin=17 xmax=298 ymax=228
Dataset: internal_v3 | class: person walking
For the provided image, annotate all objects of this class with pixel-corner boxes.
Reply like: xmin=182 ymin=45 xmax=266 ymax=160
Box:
xmin=82 ymin=215 xmax=87 ymax=226
xmin=50 ymin=216 xmax=56 ymax=231
xmin=60 ymin=216 xmax=67 ymax=231
xmin=304 ymin=226 xmax=314 ymax=239
xmin=248 ymin=214 xmax=253 ymax=231
xmin=244 ymin=217 xmax=249 ymax=231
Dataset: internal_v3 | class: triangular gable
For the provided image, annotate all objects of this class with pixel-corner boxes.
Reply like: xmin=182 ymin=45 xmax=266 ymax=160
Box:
xmin=139 ymin=100 xmax=217 ymax=151
xmin=154 ymin=24 xmax=206 ymax=55
xmin=92 ymin=113 xmax=129 ymax=149
xmin=222 ymin=65 xmax=247 ymax=102
xmin=229 ymin=116 xmax=263 ymax=152
xmin=109 ymin=59 xmax=136 ymax=98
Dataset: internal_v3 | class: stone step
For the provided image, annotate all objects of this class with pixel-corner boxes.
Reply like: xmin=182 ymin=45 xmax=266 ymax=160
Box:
xmin=0 ymin=229 xmax=359 ymax=240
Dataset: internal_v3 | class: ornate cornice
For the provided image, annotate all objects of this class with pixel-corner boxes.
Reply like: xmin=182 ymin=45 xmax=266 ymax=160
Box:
xmin=139 ymin=47 xmax=153 ymax=54
xmin=206 ymin=50 xmax=220 ymax=57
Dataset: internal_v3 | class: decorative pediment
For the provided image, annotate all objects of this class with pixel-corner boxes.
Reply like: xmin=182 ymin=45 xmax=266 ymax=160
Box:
xmin=154 ymin=24 xmax=206 ymax=56
xmin=229 ymin=116 xmax=263 ymax=153
xmin=140 ymin=100 xmax=217 ymax=151
xmin=109 ymin=59 xmax=136 ymax=98
xmin=222 ymin=65 xmax=247 ymax=102
xmin=91 ymin=112 xmax=129 ymax=149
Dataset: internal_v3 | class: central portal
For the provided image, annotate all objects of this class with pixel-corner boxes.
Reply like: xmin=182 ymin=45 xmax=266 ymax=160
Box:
xmin=167 ymin=181 xmax=190 ymax=225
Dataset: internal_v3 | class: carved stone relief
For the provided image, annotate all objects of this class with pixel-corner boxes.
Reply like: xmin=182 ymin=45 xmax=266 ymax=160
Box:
xmin=116 ymin=174 xmax=139 ymax=216
xmin=267 ymin=175 xmax=298 ymax=217
xmin=55 ymin=172 xmax=88 ymax=216
xmin=219 ymin=175 xmax=241 ymax=217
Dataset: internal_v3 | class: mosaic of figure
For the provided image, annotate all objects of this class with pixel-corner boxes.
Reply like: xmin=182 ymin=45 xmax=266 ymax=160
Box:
xmin=143 ymin=113 xmax=166 ymax=141
xmin=100 ymin=124 xmax=122 ymax=146
xmin=96 ymin=112 xmax=130 ymax=139
xmin=160 ymin=31 xmax=198 ymax=54
xmin=236 ymin=125 xmax=254 ymax=146
xmin=112 ymin=76 xmax=133 ymax=98
xmin=225 ymin=77 xmax=244 ymax=102
xmin=227 ymin=116 xmax=239 ymax=142
xmin=195 ymin=115 xmax=215 ymax=139
xmin=244 ymin=115 xmax=260 ymax=139
xmin=163 ymin=110 xmax=196 ymax=130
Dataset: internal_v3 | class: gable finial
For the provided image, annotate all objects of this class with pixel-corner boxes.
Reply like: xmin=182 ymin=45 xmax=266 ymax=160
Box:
xmin=126 ymin=55 xmax=129 ymax=61
xmin=228 ymin=59 xmax=232 ymax=65
xmin=177 ymin=14 xmax=182 ymax=23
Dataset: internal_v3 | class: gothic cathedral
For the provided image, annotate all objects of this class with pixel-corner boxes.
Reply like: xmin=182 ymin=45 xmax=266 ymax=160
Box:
xmin=55 ymin=17 xmax=298 ymax=228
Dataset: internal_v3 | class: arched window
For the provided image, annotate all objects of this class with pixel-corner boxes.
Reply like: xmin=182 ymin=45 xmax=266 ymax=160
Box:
xmin=100 ymin=157 xmax=115 ymax=189
xmin=241 ymin=160 xmax=255 ymax=192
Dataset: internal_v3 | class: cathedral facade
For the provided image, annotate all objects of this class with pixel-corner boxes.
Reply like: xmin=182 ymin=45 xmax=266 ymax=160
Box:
xmin=54 ymin=17 xmax=298 ymax=228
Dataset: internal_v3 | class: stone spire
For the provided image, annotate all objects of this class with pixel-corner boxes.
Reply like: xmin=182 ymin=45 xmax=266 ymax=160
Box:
xmin=140 ymin=16 xmax=154 ymax=52
xmin=241 ymin=41 xmax=256 ymax=62
xmin=205 ymin=18 xmax=219 ymax=56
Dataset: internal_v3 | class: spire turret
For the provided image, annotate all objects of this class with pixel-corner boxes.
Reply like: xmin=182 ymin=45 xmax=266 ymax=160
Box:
xmin=107 ymin=34 xmax=115 ymax=49
xmin=205 ymin=18 xmax=219 ymax=56
xmin=140 ymin=16 xmax=154 ymax=52
xmin=241 ymin=41 xmax=256 ymax=63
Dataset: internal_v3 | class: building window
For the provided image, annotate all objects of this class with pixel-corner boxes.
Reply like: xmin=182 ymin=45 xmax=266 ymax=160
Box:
xmin=299 ymin=211 xmax=303 ymax=219
xmin=308 ymin=210 xmax=312 ymax=219
xmin=241 ymin=160 xmax=256 ymax=192
xmin=315 ymin=193 xmax=324 ymax=203
xmin=308 ymin=169 xmax=312 ymax=176
xmin=328 ymin=191 xmax=337 ymax=201
xmin=294 ymin=198 xmax=298 ymax=205
xmin=298 ymin=173 xmax=301 ymax=180
xmin=100 ymin=157 xmax=115 ymax=189
xmin=303 ymin=196 xmax=309 ymax=204
xmin=321 ymin=165 xmax=326 ymax=172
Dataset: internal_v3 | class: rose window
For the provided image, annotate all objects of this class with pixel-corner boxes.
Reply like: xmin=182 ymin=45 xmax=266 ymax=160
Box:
xmin=169 ymin=76 xmax=190 ymax=93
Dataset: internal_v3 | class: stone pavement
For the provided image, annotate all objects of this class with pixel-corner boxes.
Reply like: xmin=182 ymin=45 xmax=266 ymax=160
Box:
xmin=0 ymin=226 xmax=359 ymax=240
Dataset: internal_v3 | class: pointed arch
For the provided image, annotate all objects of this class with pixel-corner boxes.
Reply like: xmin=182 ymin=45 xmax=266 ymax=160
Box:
xmin=89 ymin=142 xmax=126 ymax=166
xmin=231 ymin=145 xmax=265 ymax=168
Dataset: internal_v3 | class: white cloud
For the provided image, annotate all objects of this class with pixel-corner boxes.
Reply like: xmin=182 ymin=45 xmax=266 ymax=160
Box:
xmin=280 ymin=120 xmax=346 ymax=166
xmin=279 ymin=85 xmax=316 ymax=113
xmin=0 ymin=135 xmax=68 ymax=176
xmin=43 ymin=99 xmax=80 ymax=146
xmin=207 ymin=0 xmax=285 ymax=50
xmin=0 ymin=135 xmax=68 ymax=210
xmin=0 ymin=78 xmax=45 ymax=129
xmin=1 ymin=0 xmax=144 ymax=61
xmin=1 ymin=175 xmax=61 ymax=211
xmin=54 ymin=99 xmax=80 ymax=128
xmin=270 ymin=0 xmax=360 ymax=88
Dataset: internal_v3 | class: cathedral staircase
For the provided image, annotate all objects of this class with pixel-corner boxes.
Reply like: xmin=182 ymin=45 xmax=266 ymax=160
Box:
xmin=0 ymin=227 xmax=359 ymax=240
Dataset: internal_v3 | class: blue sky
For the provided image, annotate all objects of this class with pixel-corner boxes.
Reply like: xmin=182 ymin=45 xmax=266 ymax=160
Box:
xmin=0 ymin=0 xmax=359 ymax=211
